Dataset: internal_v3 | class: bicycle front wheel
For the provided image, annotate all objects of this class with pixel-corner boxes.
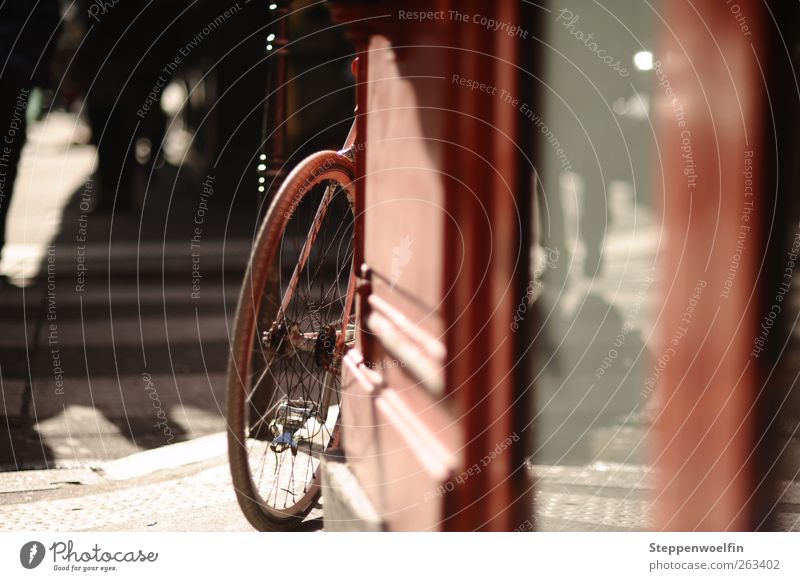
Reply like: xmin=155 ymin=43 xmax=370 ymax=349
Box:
xmin=227 ymin=150 xmax=356 ymax=530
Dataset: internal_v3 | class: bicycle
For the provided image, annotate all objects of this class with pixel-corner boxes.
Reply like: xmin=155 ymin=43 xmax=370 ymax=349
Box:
xmin=226 ymin=66 xmax=358 ymax=530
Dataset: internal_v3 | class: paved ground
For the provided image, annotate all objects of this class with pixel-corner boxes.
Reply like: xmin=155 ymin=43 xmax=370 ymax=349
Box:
xmin=2 ymin=440 xmax=798 ymax=531
xmin=0 ymin=434 xmax=256 ymax=532
xmin=0 ymin=432 xmax=327 ymax=532
xmin=533 ymin=464 xmax=800 ymax=532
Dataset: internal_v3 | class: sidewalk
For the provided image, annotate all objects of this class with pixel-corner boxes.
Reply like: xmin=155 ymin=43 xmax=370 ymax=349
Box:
xmin=0 ymin=434 xmax=252 ymax=532
xmin=0 ymin=433 xmax=327 ymax=532
xmin=533 ymin=464 xmax=800 ymax=532
xmin=3 ymin=440 xmax=797 ymax=531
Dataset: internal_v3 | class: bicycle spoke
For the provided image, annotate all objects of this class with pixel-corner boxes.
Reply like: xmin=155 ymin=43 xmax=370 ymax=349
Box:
xmin=231 ymin=154 xmax=355 ymax=525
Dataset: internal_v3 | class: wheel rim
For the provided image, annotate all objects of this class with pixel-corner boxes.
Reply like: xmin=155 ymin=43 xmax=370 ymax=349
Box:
xmin=240 ymin=169 xmax=355 ymax=519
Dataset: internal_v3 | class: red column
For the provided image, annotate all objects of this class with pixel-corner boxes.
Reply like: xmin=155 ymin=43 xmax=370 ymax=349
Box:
xmin=653 ymin=0 xmax=772 ymax=530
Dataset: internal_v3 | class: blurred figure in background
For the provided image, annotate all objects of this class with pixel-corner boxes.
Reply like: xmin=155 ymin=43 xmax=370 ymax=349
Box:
xmin=0 ymin=0 xmax=61 ymax=281
xmin=74 ymin=0 xmax=191 ymax=212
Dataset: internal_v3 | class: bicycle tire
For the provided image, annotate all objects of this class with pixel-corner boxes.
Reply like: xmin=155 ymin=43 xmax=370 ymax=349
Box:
xmin=227 ymin=150 xmax=355 ymax=531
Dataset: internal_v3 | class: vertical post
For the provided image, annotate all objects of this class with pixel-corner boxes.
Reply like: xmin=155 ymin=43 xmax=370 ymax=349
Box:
xmin=653 ymin=0 xmax=772 ymax=530
xmin=442 ymin=0 xmax=534 ymax=531
xmin=251 ymin=1 xmax=293 ymax=434
xmin=258 ymin=0 xmax=292 ymax=208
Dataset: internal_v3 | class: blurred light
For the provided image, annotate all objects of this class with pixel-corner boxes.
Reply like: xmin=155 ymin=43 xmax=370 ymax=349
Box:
xmin=266 ymin=44 xmax=273 ymax=51
xmin=164 ymin=128 xmax=192 ymax=165
xmin=135 ymin=138 xmax=152 ymax=164
xmin=257 ymin=164 xmax=267 ymax=171
xmin=161 ymin=81 xmax=187 ymax=115
xmin=628 ymin=93 xmax=649 ymax=118
xmin=269 ymin=3 xmax=277 ymax=9
xmin=259 ymin=177 xmax=265 ymax=183
xmin=267 ymin=33 xmax=276 ymax=42
xmin=613 ymin=93 xmax=649 ymax=119
xmin=258 ymin=186 xmax=265 ymax=192
xmin=259 ymin=153 xmax=266 ymax=160
xmin=633 ymin=51 xmax=653 ymax=71
xmin=612 ymin=97 xmax=629 ymax=115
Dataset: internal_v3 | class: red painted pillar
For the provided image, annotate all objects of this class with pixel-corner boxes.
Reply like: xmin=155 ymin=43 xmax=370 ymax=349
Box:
xmin=652 ymin=0 xmax=772 ymax=531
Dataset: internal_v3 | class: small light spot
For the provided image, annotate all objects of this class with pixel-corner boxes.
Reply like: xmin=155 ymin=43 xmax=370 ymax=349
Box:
xmin=633 ymin=51 xmax=653 ymax=71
